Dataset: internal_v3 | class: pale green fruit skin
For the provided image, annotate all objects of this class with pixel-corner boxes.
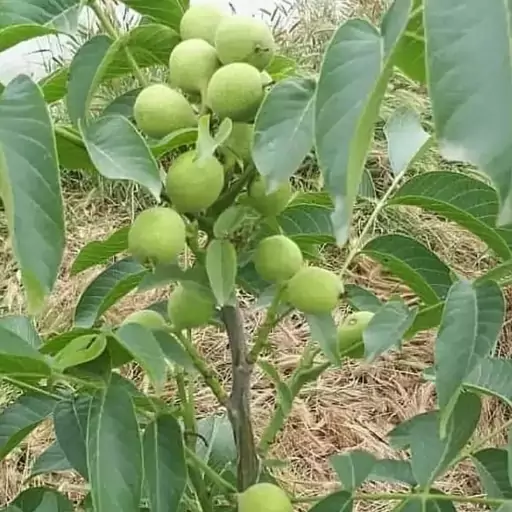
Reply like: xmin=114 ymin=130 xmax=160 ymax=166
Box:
xmin=128 ymin=207 xmax=186 ymax=264
xmin=206 ymin=63 xmax=263 ymax=122
xmin=261 ymin=70 xmax=273 ymax=87
xmin=166 ymin=151 xmax=225 ymax=213
xmin=180 ymin=5 xmax=225 ymax=44
xmin=286 ymin=266 xmax=343 ymax=314
xmin=133 ymin=84 xmax=196 ymax=139
xmin=167 ymin=284 xmax=215 ymax=329
xmin=121 ymin=310 xmax=167 ymax=331
xmin=238 ymin=483 xmax=293 ymax=512
xmin=225 ymin=122 xmax=254 ymax=163
xmin=338 ymin=311 xmax=374 ymax=359
xmin=215 ymin=15 xmax=276 ymax=70
xmin=169 ymin=39 xmax=220 ymax=94
xmin=248 ymin=176 xmax=292 ymax=217
xmin=254 ymin=235 xmax=303 ymax=283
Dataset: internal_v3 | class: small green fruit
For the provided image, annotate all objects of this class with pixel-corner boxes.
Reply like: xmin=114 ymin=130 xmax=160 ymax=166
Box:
xmin=169 ymin=39 xmax=220 ymax=95
xmin=180 ymin=4 xmax=225 ymax=44
xmin=128 ymin=207 xmax=186 ymax=264
xmin=166 ymin=150 xmax=225 ymax=213
xmin=215 ymin=15 xmax=276 ymax=70
xmin=121 ymin=310 xmax=167 ymax=331
xmin=238 ymin=483 xmax=293 ymax=512
xmin=286 ymin=266 xmax=343 ymax=314
xmin=254 ymin=235 xmax=303 ymax=283
xmin=224 ymin=122 xmax=254 ymax=164
xmin=133 ymin=84 xmax=196 ymax=139
xmin=206 ymin=62 xmax=263 ymax=121
xmin=167 ymin=284 xmax=215 ymax=330
xmin=337 ymin=311 xmax=374 ymax=359
xmin=248 ymin=176 xmax=292 ymax=217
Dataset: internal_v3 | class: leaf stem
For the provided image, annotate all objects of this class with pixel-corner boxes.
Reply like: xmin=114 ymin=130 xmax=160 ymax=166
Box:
xmin=293 ymin=491 xmax=509 ymax=507
xmin=173 ymin=329 xmax=230 ymax=408
xmin=91 ymin=1 xmax=149 ymax=88
xmin=339 ymin=172 xmax=404 ymax=278
xmin=1 ymin=377 xmax=62 ymax=401
xmin=184 ymin=446 xmax=238 ymax=494
xmin=211 ymin=164 xmax=257 ymax=216
xmin=247 ymin=286 xmax=284 ymax=365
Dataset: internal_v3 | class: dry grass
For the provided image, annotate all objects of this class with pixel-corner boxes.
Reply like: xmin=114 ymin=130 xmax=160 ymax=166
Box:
xmin=1 ymin=177 xmax=510 ymax=510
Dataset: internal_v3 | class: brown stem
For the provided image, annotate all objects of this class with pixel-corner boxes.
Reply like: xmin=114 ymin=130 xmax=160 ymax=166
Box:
xmin=221 ymin=305 xmax=259 ymax=490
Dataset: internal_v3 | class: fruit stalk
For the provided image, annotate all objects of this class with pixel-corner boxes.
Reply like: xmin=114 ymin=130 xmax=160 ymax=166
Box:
xmin=221 ymin=305 xmax=259 ymax=490
xmin=91 ymin=1 xmax=149 ymax=87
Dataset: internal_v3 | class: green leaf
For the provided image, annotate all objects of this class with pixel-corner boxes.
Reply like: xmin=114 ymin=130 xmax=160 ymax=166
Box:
xmin=266 ymin=55 xmax=297 ymax=80
xmin=71 ymin=226 xmax=129 ymax=275
xmin=404 ymin=302 xmax=443 ymax=340
xmin=11 ymin=487 xmax=73 ymax=512
xmin=399 ymin=494 xmax=456 ymax=512
xmin=363 ymin=298 xmax=416 ymax=361
xmin=388 ymin=392 xmax=481 ymax=489
xmin=343 ymin=284 xmax=382 ymax=313
xmin=388 ymin=172 xmax=512 ymax=260
xmin=150 ymin=128 xmax=198 ymax=158
xmin=277 ymin=192 xmax=335 ymax=244
xmin=330 ymin=450 xmax=376 ymax=490
xmin=315 ymin=0 xmax=413 ymax=244
xmin=0 ymin=315 xmax=41 ymax=349
xmin=368 ymin=459 xmax=416 ymax=486
xmin=206 ymin=239 xmax=237 ymax=306
xmin=67 ymin=35 xmax=113 ymax=126
xmin=0 ymin=394 xmax=57 ymax=460
xmin=74 ymin=258 xmax=147 ymax=328
xmin=393 ymin=0 xmax=425 ymax=83
xmin=0 ymin=75 xmax=65 ymax=313
xmin=253 ymin=77 xmax=315 ymax=187
xmin=213 ymin=205 xmax=257 ymax=239
xmin=360 ymin=234 xmax=453 ymax=304
xmin=30 ymin=442 xmax=72 ymax=478
xmin=424 ymin=0 xmax=512 ymax=227
xmin=137 ymin=263 xmax=207 ymax=292
xmin=80 ymin=115 xmax=161 ymax=200
xmin=122 ymin=0 xmax=185 ymax=30
xmin=308 ymin=491 xmax=353 ymax=512
xmin=384 ymin=106 xmax=431 ymax=176
xmin=0 ymin=326 xmax=52 ymax=378
xmin=40 ymin=328 xmax=99 ymax=356
xmin=53 ymin=396 xmax=90 ymax=479
xmin=115 ymin=323 xmax=167 ymax=393
xmin=53 ymin=333 xmax=108 ymax=371
xmin=153 ymin=331 xmax=197 ymax=375
xmin=359 ymin=168 xmax=376 ymax=199
xmin=0 ymin=0 xmax=81 ymax=53
xmin=472 ymin=448 xmax=512 ymax=500
xmin=102 ymin=88 xmax=141 ymax=118
xmin=477 ymin=258 xmax=512 ymax=287
xmin=196 ymin=414 xmax=236 ymax=474
xmin=40 ymin=67 xmax=69 ymax=104
xmin=142 ymin=414 xmax=187 ymax=512
xmin=87 ymin=379 xmax=143 ymax=512
xmin=55 ymin=125 xmax=95 ymax=171
xmin=435 ymin=280 xmax=505 ymax=422
xmin=306 ymin=313 xmax=341 ymax=366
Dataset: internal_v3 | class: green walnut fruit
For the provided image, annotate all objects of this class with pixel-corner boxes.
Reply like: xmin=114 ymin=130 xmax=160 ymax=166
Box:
xmin=215 ymin=15 xmax=276 ymax=70
xmin=254 ymin=235 xmax=303 ymax=283
xmin=128 ymin=207 xmax=186 ymax=264
xmin=206 ymin=62 xmax=263 ymax=121
xmin=238 ymin=483 xmax=293 ymax=512
xmin=179 ymin=4 xmax=225 ymax=44
xmin=248 ymin=176 xmax=292 ymax=217
xmin=133 ymin=84 xmax=196 ymax=139
xmin=169 ymin=39 xmax=220 ymax=95
xmin=121 ymin=310 xmax=167 ymax=331
xmin=286 ymin=266 xmax=343 ymax=314
xmin=224 ymin=122 xmax=254 ymax=163
xmin=337 ymin=311 xmax=374 ymax=359
xmin=166 ymin=150 xmax=225 ymax=213
xmin=167 ymin=283 xmax=215 ymax=330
